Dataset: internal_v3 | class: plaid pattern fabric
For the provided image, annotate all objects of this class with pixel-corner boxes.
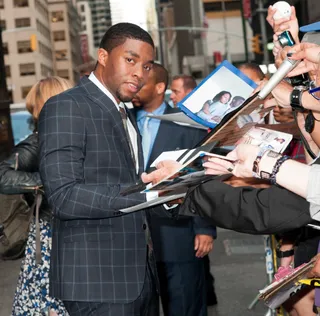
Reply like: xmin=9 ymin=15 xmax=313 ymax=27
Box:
xmin=63 ymin=259 xmax=159 ymax=316
xmin=38 ymin=76 xmax=151 ymax=303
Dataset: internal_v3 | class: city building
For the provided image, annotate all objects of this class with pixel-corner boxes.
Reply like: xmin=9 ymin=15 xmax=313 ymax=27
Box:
xmin=88 ymin=0 xmax=112 ymax=49
xmin=109 ymin=0 xmax=159 ymax=55
xmin=77 ymin=0 xmax=95 ymax=60
xmin=1 ymin=0 xmax=54 ymax=103
xmin=159 ymin=0 xmax=207 ymax=76
xmin=48 ymin=0 xmax=82 ymax=83
xmin=203 ymin=0 xmax=253 ymax=65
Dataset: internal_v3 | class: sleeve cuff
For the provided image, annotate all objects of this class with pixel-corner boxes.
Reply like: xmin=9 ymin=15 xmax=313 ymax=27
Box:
xmin=307 ymin=165 xmax=320 ymax=220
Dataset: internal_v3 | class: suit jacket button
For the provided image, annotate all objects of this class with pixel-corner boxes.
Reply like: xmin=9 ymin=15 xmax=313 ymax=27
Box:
xmin=142 ymin=224 xmax=147 ymax=230
xmin=191 ymin=208 xmax=196 ymax=214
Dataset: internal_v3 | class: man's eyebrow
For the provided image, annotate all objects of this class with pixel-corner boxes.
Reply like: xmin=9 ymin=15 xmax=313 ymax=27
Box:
xmin=125 ymin=50 xmax=140 ymax=58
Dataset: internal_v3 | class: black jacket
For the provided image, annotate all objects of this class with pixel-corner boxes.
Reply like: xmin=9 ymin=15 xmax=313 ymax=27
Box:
xmin=179 ymin=163 xmax=315 ymax=235
xmin=0 ymin=132 xmax=50 ymax=218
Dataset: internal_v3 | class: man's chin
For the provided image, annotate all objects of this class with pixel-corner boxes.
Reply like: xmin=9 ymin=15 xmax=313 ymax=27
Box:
xmin=118 ymin=94 xmax=134 ymax=103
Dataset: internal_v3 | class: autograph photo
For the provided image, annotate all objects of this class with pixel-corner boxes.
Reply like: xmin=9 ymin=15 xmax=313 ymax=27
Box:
xmin=178 ymin=60 xmax=257 ymax=129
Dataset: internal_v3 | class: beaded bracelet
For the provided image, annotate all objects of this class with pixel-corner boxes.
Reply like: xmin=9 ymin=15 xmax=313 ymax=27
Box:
xmin=270 ymin=155 xmax=290 ymax=185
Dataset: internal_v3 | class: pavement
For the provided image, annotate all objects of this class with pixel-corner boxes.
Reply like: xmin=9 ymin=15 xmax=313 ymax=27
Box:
xmin=0 ymin=228 xmax=269 ymax=316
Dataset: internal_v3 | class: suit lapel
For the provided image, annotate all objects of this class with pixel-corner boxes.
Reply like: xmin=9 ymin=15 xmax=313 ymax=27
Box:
xmin=79 ymin=77 xmax=137 ymax=174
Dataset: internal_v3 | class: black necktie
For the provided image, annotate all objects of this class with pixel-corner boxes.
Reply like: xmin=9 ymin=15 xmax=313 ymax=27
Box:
xmin=119 ymin=104 xmax=136 ymax=168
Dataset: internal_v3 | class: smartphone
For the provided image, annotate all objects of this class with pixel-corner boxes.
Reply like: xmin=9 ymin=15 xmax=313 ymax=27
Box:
xmin=278 ymin=30 xmax=295 ymax=48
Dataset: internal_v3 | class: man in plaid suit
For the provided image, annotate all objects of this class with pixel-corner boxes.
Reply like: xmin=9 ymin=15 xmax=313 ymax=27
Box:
xmin=39 ymin=23 xmax=162 ymax=315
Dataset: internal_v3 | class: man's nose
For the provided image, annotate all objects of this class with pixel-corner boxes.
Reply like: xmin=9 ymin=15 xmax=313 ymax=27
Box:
xmin=133 ymin=65 xmax=144 ymax=79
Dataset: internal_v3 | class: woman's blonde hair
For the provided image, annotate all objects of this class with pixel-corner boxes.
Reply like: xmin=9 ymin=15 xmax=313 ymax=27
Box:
xmin=26 ymin=76 xmax=73 ymax=120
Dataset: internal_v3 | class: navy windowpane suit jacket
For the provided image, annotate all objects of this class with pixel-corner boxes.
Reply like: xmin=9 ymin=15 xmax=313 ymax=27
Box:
xmin=39 ymin=76 xmax=159 ymax=303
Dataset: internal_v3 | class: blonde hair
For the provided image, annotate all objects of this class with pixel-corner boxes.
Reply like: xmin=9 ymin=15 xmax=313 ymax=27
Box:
xmin=26 ymin=76 xmax=73 ymax=120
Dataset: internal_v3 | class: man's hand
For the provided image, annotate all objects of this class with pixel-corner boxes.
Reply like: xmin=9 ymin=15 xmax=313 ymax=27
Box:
xmin=194 ymin=234 xmax=213 ymax=258
xmin=141 ymin=160 xmax=182 ymax=185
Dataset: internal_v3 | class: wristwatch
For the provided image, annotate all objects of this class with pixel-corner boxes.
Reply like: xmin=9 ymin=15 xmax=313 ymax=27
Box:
xmin=290 ymin=86 xmax=307 ymax=112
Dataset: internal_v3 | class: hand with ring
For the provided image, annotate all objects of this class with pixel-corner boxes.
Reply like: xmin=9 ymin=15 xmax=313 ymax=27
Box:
xmin=203 ymin=144 xmax=260 ymax=178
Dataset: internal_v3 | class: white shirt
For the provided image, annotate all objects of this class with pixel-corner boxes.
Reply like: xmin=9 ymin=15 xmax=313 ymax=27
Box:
xmin=88 ymin=72 xmax=139 ymax=174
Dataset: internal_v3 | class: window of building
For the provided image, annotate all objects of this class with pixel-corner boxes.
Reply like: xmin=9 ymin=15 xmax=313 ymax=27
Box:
xmin=21 ymin=86 xmax=32 ymax=99
xmin=0 ymin=0 xmax=4 ymax=9
xmin=0 ymin=20 xmax=6 ymax=31
xmin=39 ymin=42 xmax=52 ymax=60
xmin=20 ymin=63 xmax=35 ymax=76
xmin=82 ymin=25 xmax=86 ymax=31
xmin=35 ymin=0 xmax=48 ymax=18
xmin=57 ymin=69 xmax=69 ymax=79
xmin=51 ymin=11 xmax=64 ymax=22
xmin=53 ymin=30 xmax=65 ymax=41
xmin=80 ymin=4 xmax=85 ymax=12
xmin=17 ymin=41 xmax=32 ymax=53
xmin=36 ymin=20 xmax=51 ymax=39
xmin=55 ymin=50 xmax=68 ymax=61
xmin=5 ymin=65 xmax=10 ymax=78
xmin=14 ymin=0 xmax=28 ymax=7
xmin=3 ymin=43 xmax=8 ymax=55
xmin=15 ymin=18 xmax=31 ymax=28
xmin=41 ymin=64 xmax=52 ymax=77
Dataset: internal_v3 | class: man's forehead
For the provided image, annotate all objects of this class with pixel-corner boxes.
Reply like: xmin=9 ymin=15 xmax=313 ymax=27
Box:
xmin=115 ymin=38 xmax=154 ymax=57
xmin=172 ymin=78 xmax=184 ymax=88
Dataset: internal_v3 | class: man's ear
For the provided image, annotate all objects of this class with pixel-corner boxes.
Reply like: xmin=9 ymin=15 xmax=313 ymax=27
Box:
xmin=97 ymin=48 xmax=108 ymax=67
xmin=156 ymin=82 xmax=166 ymax=95
xmin=185 ymin=88 xmax=193 ymax=95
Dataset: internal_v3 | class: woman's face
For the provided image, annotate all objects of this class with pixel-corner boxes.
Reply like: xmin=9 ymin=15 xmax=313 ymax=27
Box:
xmin=220 ymin=93 xmax=231 ymax=104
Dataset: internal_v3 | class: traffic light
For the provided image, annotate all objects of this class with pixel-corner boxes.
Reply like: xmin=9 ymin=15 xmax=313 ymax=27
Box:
xmin=30 ymin=34 xmax=37 ymax=51
xmin=251 ymin=34 xmax=262 ymax=54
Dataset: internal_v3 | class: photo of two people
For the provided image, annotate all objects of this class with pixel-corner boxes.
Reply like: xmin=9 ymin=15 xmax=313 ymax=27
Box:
xmin=177 ymin=60 xmax=257 ymax=129
xmin=197 ymin=91 xmax=245 ymax=124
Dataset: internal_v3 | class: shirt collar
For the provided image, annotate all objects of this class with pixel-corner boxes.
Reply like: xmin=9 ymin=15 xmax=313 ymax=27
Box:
xmin=136 ymin=102 xmax=167 ymax=122
xmin=88 ymin=72 xmax=120 ymax=111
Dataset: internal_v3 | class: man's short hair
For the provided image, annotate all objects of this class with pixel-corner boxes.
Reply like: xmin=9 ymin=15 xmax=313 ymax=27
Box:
xmin=99 ymin=22 xmax=154 ymax=52
xmin=152 ymin=63 xmax=169 ymax=91
xmin=238 ymin=63 xmax=265 ymax=81
xmin=172 ymin=74 xmax=197 ymax=91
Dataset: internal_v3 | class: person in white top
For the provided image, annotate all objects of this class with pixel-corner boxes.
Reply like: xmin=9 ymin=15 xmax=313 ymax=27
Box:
xmin=197 ymin=91 xmax=232 ymax=124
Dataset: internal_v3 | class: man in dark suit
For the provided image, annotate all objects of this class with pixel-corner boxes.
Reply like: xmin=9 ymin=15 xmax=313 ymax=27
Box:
xmin=131 ymin=63 xmax=216 ymax=316
xmin=170 ymin=73 xmax=219 ymax=307
xmin=38 ymin=23 xmax=164 ymax=316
